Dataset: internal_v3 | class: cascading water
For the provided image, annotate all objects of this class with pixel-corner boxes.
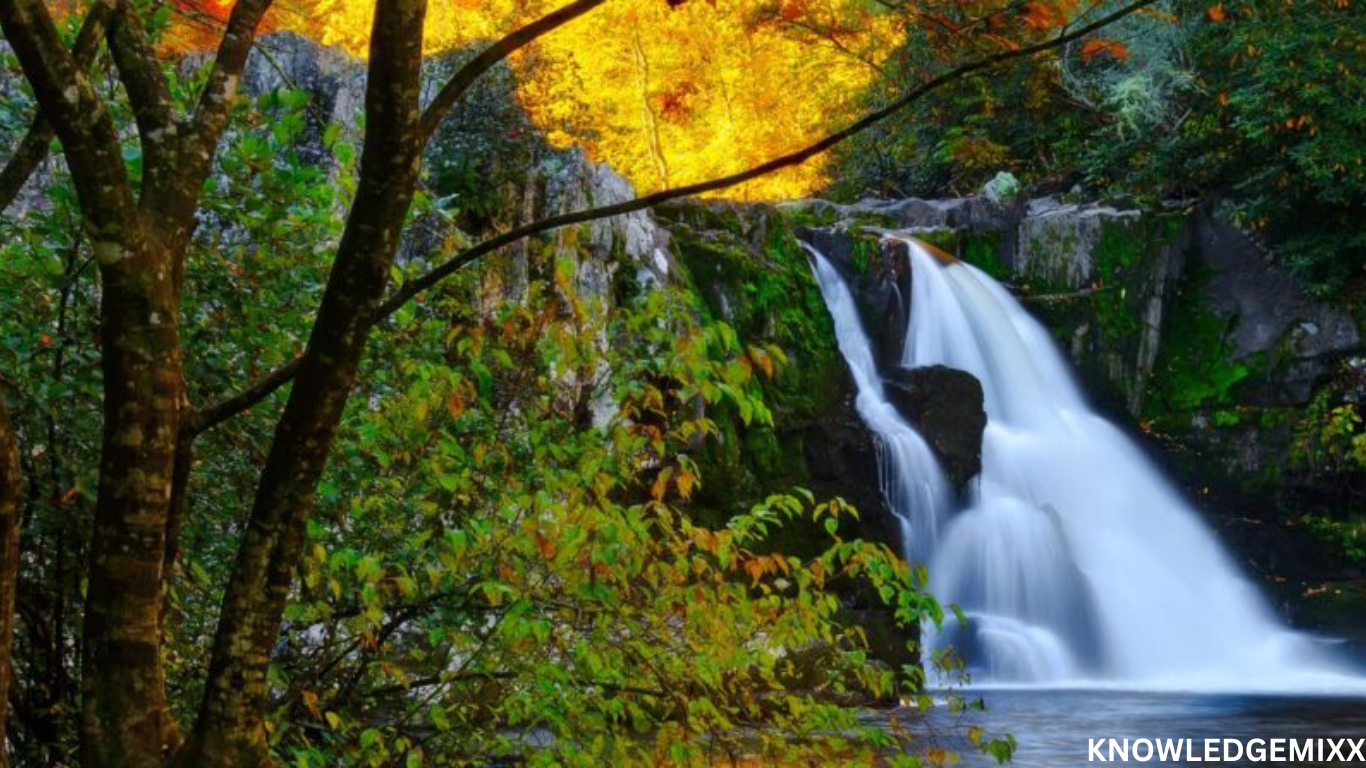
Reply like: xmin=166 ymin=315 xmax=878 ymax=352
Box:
xmin=808 ymin=248 xmax=951 ymax=565
xmin=808 ymin=238 xmax=1364 ymax=692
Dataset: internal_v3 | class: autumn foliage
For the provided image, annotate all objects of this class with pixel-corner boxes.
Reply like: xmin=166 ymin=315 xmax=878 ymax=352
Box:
xmin=156 ymin=0 xmax=1103 ymax=199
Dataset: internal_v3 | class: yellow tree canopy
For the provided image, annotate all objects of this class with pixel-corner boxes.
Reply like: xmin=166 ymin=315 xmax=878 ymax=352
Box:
xmin=249 ymin=0 xmax=902 ymax=198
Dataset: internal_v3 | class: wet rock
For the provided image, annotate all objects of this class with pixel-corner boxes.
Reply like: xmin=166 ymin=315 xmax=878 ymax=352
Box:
xmin=883 ymin=366 xmax=987 ymax=489
xmin=803 ymin=368 xmax=901 ymax=548
xmin=855 ymin=196 xmax=1012 ymax=232
xmin=795 ymin=225 xmax=911 ymax=370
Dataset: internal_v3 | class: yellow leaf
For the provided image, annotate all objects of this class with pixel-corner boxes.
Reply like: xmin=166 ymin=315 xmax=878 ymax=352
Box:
xmin=651 ymin=467 xmax=673 ymax=501
xmin=302 ymin=689 xmax=322 ymax=719
xmin=676 ymin=469 xmax=697 ymax=499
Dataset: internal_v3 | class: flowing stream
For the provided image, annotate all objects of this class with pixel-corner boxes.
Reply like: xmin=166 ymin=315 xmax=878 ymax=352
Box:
xmin=807 ymin=239 xmax=1364 ymax=692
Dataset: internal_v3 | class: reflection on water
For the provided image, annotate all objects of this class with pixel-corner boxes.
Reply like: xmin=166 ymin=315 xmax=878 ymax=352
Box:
xmin=906 ymin=690 xmax=1366 ymax=767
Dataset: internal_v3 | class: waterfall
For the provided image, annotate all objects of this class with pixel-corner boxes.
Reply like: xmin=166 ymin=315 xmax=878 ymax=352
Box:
xmin=808 ymin=239 xmax=1364 ymax=692
xmin=808 ymin=249 xmax=951 ymax=565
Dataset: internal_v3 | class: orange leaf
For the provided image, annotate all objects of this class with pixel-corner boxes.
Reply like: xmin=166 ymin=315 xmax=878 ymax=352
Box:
xmin=534 ymin=531 xmax=557 ymax=561
xmin=743 ymin=558 xmax=763 ymax=584
xmin=750 ymin=348 xmax=774 ymax=380
xmin=780 ymin=0 xmax=804 ymax=20
xmin=1022 ymin=0 xmax=1067 ymax=30
xmin=1207 ymin=3 xmax=1226 ymax=21
xmin=1080 ymin=39 xmax=1129 ymax=62
xmin=676 ymin=469 xmax=697 ymax=500
xmin=651 ymin=467 xmax=672 ymax=502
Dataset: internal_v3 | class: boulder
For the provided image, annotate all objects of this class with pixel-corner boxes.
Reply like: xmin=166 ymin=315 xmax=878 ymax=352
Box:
xmin=802 ymin=368 xmax=903 ymax=549
xmin=883 ymin=366 xmax=987 ymax=489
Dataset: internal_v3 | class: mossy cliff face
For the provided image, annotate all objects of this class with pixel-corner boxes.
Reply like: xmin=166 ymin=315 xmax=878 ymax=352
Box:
xmin=782 ymin=195 xmax=1190 ymax=417
xmin=1137 ymin=207 xmax=1365 ymax=646
xmin=653 ymin=200 xmax=899 ymax=554
xmin=1012 ymin=201 xmax=1191 ymax=418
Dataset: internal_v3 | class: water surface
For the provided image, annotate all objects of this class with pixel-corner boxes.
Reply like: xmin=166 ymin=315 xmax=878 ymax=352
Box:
xmin=912 ymin=689 xmax=1366 ymax=766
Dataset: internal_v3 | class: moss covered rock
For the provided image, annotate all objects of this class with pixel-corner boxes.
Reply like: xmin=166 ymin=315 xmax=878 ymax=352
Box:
xmin=654 ymin=199 xmax=898 ymax=553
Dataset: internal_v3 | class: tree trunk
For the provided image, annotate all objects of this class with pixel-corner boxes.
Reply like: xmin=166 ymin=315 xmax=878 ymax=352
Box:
xmin=79 ymin=254 xmax=184 ymax=768
xmin=0 ymin=390 xmax=23 ymax=768
xmin=174 ymin=1 xmax=428 ymax=763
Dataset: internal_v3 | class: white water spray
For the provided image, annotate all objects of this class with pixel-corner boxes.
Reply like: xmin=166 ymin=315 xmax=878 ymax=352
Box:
xmin=808 ymin=238 xmax=1363 ymax=692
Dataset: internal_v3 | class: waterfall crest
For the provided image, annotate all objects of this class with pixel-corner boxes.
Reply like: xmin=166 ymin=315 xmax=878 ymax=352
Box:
xmin=808 ymin=239 xmax=1363 ymax=692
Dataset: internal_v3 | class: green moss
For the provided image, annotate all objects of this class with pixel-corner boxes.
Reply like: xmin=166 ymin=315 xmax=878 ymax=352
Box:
xmin=850 ymin=238 xmax=872 ymax=275
xmin=960 ymin=231 xmax=1009 ymax=281
xmin=1143 ymin=261 xmax=1258 ymax=428
xmin=846 ymin=210 xmax=899 ymax=231
xmin=1296 ymin=514 xmax=1366 ymax=566
xmin=1259 ymin=407 xmax=1296 ymax=429
xmin=915 ymin=228 xmax=958 ymax=254
xmin=1089 ymin=221 xmax=1145 ymax=341
xmin=780 ymin=203 xmax=841 ymax=229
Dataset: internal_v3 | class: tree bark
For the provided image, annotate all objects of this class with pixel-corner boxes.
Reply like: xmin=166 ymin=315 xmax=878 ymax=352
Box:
xmin=0 ymin=3 xmax=180 ymax=765
xmin=174 ymin=0 xmax=428 ymax=763
xmin=80 ymin=249 xmax=184 ymax=768
xmin=0 ymin=391 xmax=23 ymax=768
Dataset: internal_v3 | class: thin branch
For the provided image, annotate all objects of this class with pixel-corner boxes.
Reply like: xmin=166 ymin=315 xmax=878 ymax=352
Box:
xmin=383 ymin=0 xmax=1161 ymax=311
xmin=185 ymin=358 xmax=299 ymax=436
xmin=418 ymin=0 xmax=609 ymax=142
xmin=178 ymin=0 xmax=274 ymax=198
xmin=0 ymin=122 xmax=58 ymax=217
xmin=193 ymin=0 xmax=1159 ymax=432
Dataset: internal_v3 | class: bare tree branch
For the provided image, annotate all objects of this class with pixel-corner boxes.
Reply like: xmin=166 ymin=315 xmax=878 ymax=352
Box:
xmin=383 ymin=0 xmax=1162 ymax=311
xmin=185 ymin=358 xmax=299 ymax=437
xmin=192 ymin=0 xmax=1159 ymax=433
xmin=0 ymin=120 xmax=58 ymax=217
xmin=171 ymin=0 xmax=275 ymax=224
xmin=418 ymin=0 xmax=610 ymax=142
